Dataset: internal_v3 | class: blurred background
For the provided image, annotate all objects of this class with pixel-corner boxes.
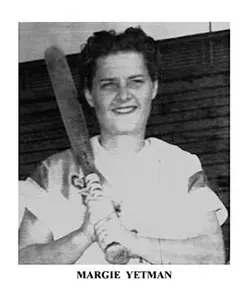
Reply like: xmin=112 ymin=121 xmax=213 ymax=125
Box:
xmin=19 ymin=22 xmax=229 ymax=62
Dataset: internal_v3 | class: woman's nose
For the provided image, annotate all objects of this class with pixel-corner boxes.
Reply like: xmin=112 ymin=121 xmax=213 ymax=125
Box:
xmin=118 ymin=85 xmax=132 ymax=102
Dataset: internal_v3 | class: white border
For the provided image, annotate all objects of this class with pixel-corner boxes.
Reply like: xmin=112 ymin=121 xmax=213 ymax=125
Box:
xmin=1 ymin=1 xmax=249 ymax=299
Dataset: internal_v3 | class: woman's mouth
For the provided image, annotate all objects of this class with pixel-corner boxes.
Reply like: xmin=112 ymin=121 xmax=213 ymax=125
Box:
xmin=112 ymin=106 xmax=137 ymax=115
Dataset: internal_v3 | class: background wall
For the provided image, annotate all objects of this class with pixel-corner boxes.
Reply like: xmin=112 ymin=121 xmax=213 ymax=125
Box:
xmin=19 ymin=27 xmax=230 ymax=262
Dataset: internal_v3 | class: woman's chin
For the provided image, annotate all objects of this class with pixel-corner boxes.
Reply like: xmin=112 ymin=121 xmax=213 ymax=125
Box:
xmin=111 ymin=124 xmax=141 ymax=135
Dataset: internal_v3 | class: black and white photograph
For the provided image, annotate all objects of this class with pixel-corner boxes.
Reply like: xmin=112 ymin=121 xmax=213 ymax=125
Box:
xmin=18 ymin=22 xmax=230 ymax=266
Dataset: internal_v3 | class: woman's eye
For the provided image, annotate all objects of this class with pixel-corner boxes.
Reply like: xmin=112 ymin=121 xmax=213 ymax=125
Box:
xmin=101 ymin=82 xmax=116 ymax=89
xmin=130 ymin=79 xmax=144 ymax=87
xmin=101 ymin=83 xmax=112 ymax=88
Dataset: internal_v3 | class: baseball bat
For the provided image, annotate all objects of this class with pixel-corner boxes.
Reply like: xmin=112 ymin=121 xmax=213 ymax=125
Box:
xmin=44 ymin=45 xmax=129 ymax=264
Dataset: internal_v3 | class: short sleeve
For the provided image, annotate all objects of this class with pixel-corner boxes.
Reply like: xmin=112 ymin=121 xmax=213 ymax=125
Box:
xmin=19 ymin=150 xmax=86 ymax=238
xmin=187 ymin=156 xmax=228 ymax=226
xmin=19 ymin=179 xmax=86 ymax=239
xmin=19 ymin=179 xmax=51 ymax=227
xmin=19 ymin=162 xmax=50 ymax=226
xmin=188 ymin=186 xmax=228 ymax=226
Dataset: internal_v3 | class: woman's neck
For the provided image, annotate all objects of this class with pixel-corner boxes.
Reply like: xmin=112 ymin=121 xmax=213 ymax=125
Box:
xmin=99 ymin=132 xmax=145 ymax=157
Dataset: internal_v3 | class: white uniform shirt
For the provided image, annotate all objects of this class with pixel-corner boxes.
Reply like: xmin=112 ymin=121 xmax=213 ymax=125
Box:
xmin=19 ymin=136 xmax=228 ymax=264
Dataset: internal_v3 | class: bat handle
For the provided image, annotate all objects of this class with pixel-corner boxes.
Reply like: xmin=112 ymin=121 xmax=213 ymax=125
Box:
xmin=104 ymin=229 xmax=138 ymax=264
xmin=104 ymin=242 xmax=130 ymax=265
xmin=84 ymin=173 xmax=130 ymax=264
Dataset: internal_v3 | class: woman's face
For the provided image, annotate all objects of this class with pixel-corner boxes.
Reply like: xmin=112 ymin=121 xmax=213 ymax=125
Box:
xmin=85 ymin=51 xmax=158 ymax=136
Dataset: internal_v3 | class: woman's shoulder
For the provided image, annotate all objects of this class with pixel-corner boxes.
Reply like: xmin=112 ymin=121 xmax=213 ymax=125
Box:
xmin=147 ymin=137 xmax=202 ymax=175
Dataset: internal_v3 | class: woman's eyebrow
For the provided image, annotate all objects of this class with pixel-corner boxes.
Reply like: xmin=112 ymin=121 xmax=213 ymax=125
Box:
xmin=128 ymin=74 xmax=147 ymax=79
xmin=99 ymin=77 xmax=117 ymax=82
xmin=98 ymin=74 xmax=147 ymax=82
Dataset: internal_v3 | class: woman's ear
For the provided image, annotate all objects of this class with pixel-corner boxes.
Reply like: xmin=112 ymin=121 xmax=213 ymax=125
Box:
xmin=84 ymin=89 xmax=94 ymax=108
xmin=151 ymin=80 xmax=158 ymax=100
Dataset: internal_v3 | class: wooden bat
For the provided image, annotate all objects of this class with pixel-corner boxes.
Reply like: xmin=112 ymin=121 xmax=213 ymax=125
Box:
xmin=44 ymin=45 xmax=129 ymax=264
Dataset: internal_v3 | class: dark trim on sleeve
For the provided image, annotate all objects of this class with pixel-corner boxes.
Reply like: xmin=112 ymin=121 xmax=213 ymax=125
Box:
xmin=188 ymin=170 xmax=208 ymax=193
xmin=30 ymin=163 xmax=49 ymax=191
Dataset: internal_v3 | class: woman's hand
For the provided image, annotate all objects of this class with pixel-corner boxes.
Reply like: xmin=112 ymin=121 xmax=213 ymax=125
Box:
xmin=94 ymin=213 xmax=138 ymax=257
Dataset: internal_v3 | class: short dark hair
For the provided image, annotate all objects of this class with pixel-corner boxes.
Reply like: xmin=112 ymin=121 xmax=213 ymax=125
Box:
xmin=78 ymin=27 xmax=159 ymax=92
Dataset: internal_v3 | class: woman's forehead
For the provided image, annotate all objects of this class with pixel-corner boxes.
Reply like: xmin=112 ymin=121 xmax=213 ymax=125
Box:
xmin=95 ymin=51 xmax=149 ymax=79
